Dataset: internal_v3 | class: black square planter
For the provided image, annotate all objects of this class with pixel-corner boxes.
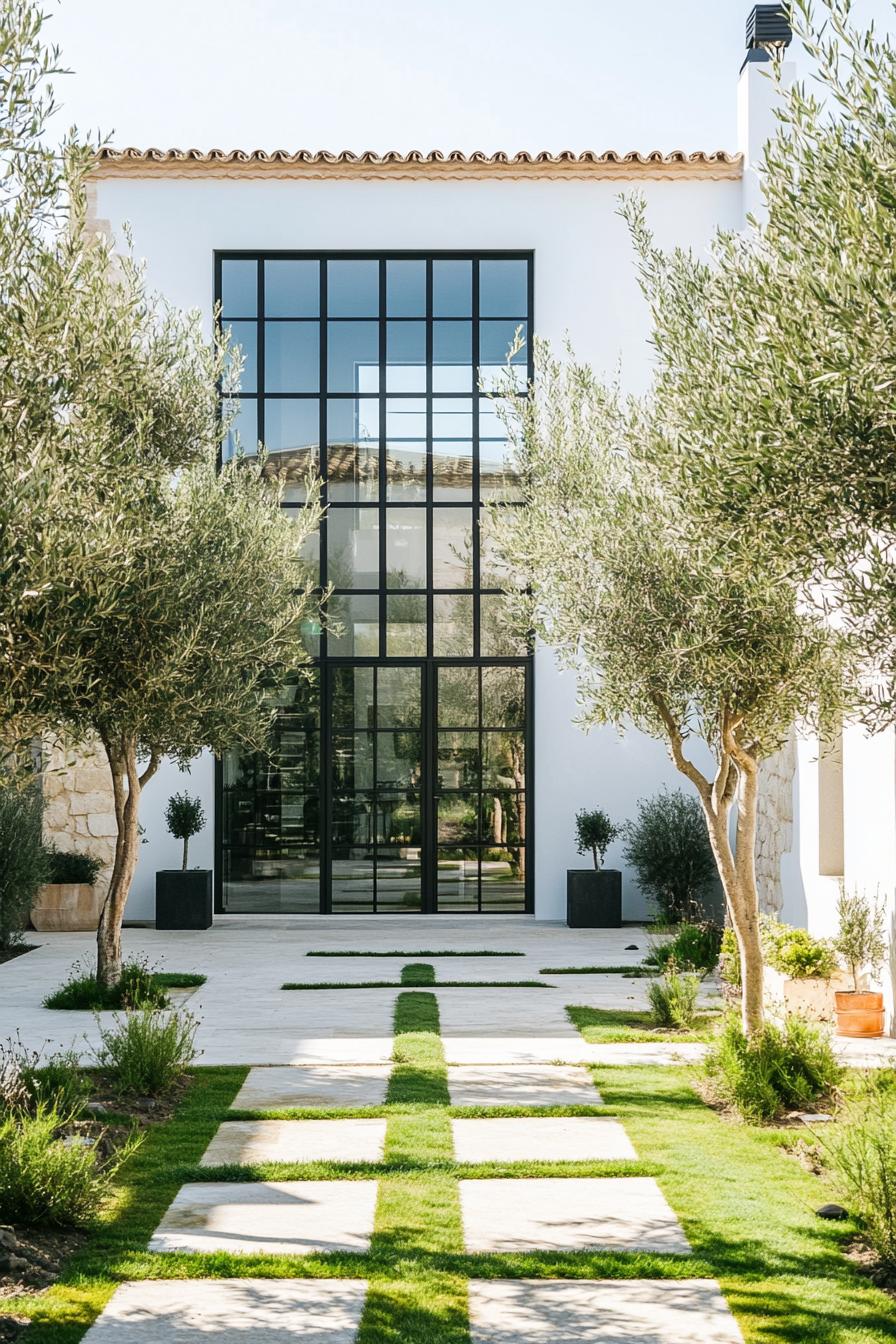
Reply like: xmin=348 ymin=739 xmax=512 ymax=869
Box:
xmin=566 ymin=869 xmax=622 ymax=928
xmin=155 ymin=870 xmax=213 ymax=930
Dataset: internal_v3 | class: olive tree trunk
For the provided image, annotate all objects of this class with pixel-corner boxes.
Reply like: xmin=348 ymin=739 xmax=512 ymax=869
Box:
xmin=96 ymin=733 xmax=159 ymax=988
xmin=654 ymin=696 xmax=764 ymax=1038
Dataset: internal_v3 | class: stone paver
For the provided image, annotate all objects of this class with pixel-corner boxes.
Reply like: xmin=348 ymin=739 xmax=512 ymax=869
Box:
xmin=460 ymin=1178 xmax=690 ymax=1254
xmin=82 ymin=1279 xmax=369 ymax=1342
xmin=149 ymin=1180 xmax=378 ymax=1256
xmin=467 ymin=1280 xmax=744 ymax=1343
xmin=233 ymin=1065 xmax=391 ymax=1110
xmin=452 ymin=1117 xmax=636 ymax=1163
xmin=448 ymin=1064 xmax=602 ymax=1107
xmin=200 ymin=1119 xmax=387 ymax=1166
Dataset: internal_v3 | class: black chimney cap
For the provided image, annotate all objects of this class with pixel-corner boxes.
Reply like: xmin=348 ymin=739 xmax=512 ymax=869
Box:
xmin=746 ymin=4 xmax=793 ymax=51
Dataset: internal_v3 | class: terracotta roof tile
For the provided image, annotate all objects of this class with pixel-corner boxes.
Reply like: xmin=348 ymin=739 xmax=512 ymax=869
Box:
xmin=92 ymin=147 xmax=742 ymax=181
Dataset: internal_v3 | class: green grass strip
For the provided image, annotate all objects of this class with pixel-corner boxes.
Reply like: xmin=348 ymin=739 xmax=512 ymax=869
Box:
xmin=282 ymin=978 xmax=548 ymax=990
xmin=306 ymin=950 xmax=523 ymax=958
xmin=567 ymin=1004 xmax=721 ymax=1044
xmin=541 ymin=964 xmax=653 ymax=976
xmin=401 ymin=963 xmax=436 ymax=986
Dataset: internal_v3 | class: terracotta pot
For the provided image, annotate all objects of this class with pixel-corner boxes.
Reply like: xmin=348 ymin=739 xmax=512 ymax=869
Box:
xmin=31 ymin=883 xmax=103 ymax=933
xmin=834 ymin=989 xmax=885 ymax=1038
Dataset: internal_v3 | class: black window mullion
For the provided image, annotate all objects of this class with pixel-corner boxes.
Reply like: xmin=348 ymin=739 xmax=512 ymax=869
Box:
xmin=372 ymin=666 xmax=378 ymax=912
xmin=477 ymin=665 xmax=484 ymax=912
xmin=425 ymin=259 xmax=434 ymax=658
xmin=257 ymin=260 xmax=265 ymax=451
xmin=472 ymin=260 xmax=481 ymax=660
xmin=319 ymin=260 xmax=328 ymax=657
xmin=378 ymin=261 xmax=387 ymax=661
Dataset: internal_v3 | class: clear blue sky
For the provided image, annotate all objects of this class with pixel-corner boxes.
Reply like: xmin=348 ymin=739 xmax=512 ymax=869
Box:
xmin=47 ymin=0 xmax=895 ymax=154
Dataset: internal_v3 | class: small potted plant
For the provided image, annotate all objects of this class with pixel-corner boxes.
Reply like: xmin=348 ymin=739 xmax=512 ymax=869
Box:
xmin=31 ymin=847 xmax=104 ymax=932
xmin=155 ymin=793 xmax=212 ymax=930
xmin=832 ymin=886 xmax=887 ymax=1038
xmin=567 ymin=807 xmax=623 ymax=928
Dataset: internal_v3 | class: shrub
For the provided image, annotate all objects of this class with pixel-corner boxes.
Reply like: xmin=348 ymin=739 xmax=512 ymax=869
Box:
xmin=574 ymin=808 xmax=621 ymax=870
xmin=762 ymin=918 xmax=836 ymax=980
xmin=721 ymin=916 xmax=836 ymax=985
xmin=647 ymin=964 xmax=700 ymax=1029
xmin=0 ymin=1103 xmax=132 ymax=1226
xmin=165 ymin=792 xmax=207 ymax=870
xmin=94 ymin=1009 xmax=199 ymax=1096
xmin=824 ymin=1073 xmax=896 ymax=1272
xmin=45 ymin=846 xmax=103 ymax=886
xmin=703 ymin=1013 xmax=842 ymax=1122
xmin=44 ymin=957 xmax=171 ymax=1011
xmin=834 ymin=886 xmax=887 ymax=992
xmin=645 ymin=920 xmax=722 ymax=975
xmin=0 ymin=1037 xmax=91 ymax=1119
xmin=623 ymin=788 xmax=716 ymax=923
xmin=0 ymin=782 xmax=48 ymax=950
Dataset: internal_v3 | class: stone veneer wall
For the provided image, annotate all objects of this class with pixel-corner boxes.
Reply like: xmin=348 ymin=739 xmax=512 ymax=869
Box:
xmin=42 ymin=740 xmax=116 ymax=894
xmin=754 ymin=730 xmax=796 ymax=917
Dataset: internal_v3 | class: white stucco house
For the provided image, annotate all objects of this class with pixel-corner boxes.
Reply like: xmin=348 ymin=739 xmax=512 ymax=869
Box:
xmin=58 ymin=4 xmax=894 ymax=1029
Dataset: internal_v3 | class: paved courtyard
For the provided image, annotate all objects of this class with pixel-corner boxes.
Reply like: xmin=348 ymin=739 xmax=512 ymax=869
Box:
xmin=5 ymin=914 xmax=896 ymax=1341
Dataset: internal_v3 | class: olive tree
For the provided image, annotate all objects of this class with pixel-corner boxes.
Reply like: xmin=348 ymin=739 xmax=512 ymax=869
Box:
xmin=0 ymin=1 xmax=322 ymax=985
xmin=631 ymin=0 xmax=896 ymax=721
xmin=488 ymin=345 xmax=850 ymax=1035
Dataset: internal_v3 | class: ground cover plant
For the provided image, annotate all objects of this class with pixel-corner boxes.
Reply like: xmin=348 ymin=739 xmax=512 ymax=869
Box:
xmin=43 ymin=959 xmax=205 ymax=1011
xmin=647 ymin=966 xmax=701 ymax=1029
xmin=821 ymin=1071 xmax=896 ymax=1278
xmin=539 ymin=964 xmax=653 ymax=976
xmin=644 ymin=921 xmax=722 ymax=976
xmin=567 ymin=1004 xmax=720 ymax=1044
xmin=4 ymin=1017 xmax=894 ymax=1341
xmin=93 ymin=1009 xmax=200 ymax=1098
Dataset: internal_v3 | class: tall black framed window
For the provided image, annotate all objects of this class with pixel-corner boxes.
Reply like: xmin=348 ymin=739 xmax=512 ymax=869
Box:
xmin=215 ymin=252 xmax=533 ymax=914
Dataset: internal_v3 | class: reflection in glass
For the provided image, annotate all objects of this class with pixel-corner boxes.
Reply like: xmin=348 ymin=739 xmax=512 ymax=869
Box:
xmin=386 ymin=321 xmax=426 ymax=392
xmin=222 ymin=397 xmax=257 ymax=459
xmin=432 ymin=440 xmax=473 ymax=501
xmin=327 ymin=260 xmax=379 ymax=317
xmin=387 ymin=259 xmax=426 ymax=316
xmin=386 ymin=508 xmax=426 ymax=588
xmin=483 ymin=731 xmax=525 ymax=790
xmin=438 ymin=793 xmax=479 ymax=843
xmin=262 ymin=441 xmax=320 ymax=503
xmin=328 ymin=507 xmax=379 ymax=588
xmin=433 ymin=398 xmax=473 ymax=439
xmin=328 ymin=322 xmax=380 ymax=393
xmin=482 ymin=665 xmax=525 ymax=726
xmin=479 ymin=434 xmax=524 ymax=502
xmin=221 ymin=259 xmax=257 ymax=317
xmin=327 ymin=395 xmax=378 ymax=502
xmin=327 ymin=594 xmax=379 ymax=655
xmin=432 ymin=508 xmax=473 ymax=588
xmin=265 ymin=260 xmax=319 ymax=318
xmin=433 ymin=594 xmax=473 ymax=656
xmin=437 ymin=730 xmax=480 ymax=790
xmin=265 ymin=322 xmax=319 ymax=393
xmin=479 ymin=259 xmax=528 ymax=317
xmin=377 ymin=733 xmax=421 ymax=789
xmin=433 ymin=321 xmax=472 ymax=391
xmin=386 ymin=398 xmax=426 ymax=440
xmin=264 ymin=398 xmax=319 ymax=457
xmin=224 ymin=321 xmax=257 ymax=393
xmin=480 ymin=321 xmax=528 ymax=392
xmin=331 ymin=665 xmax=374 ymax=727
xmin=480 ymin=848 xmax=525 ymax=909
xmin=377 ymin=666 xmax=422 ymax=726
xmin=438 ymin=666 xmax=478 ymax=726
xmin=332 ymin=731 xmax=374 ymax=790
xmin=386 ymin=593 xmax=426 ymax=655
xmin=433 ymin=260 xmax=472 ymax=316
xmin=437 ymin=849 xmax=479 ymax=909
xmin=386 ymin=441 xmax=426 ymax=501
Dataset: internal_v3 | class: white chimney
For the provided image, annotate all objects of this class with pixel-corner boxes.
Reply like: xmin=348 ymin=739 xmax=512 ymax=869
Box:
xmin=737 ymin=5 xmax=796 ymax=221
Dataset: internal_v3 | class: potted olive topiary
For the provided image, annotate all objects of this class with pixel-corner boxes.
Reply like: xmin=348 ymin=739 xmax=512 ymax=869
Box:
xmin=31 ymin=847 xmax=103 ymax=933
xmin=155 ymin=793 xmax=212 ymax=930
xmin=832 ymin=886 xmax=887 ymax=1038
xmin=567 ymin=808 xmax=623 ymax=928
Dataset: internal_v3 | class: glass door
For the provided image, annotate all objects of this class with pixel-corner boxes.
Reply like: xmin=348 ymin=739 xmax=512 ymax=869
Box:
xmin=328 ymin=663 xmax=424 ymax=912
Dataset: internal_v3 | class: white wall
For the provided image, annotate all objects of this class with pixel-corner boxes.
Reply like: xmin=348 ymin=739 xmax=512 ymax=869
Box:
xmin=93 ymin=169 xmax=743 ymax=923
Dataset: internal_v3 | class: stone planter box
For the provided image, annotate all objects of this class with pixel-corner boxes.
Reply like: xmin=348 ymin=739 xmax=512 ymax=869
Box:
xmin=566 ymin=869 xmax=622 ymax=928
xmin=31 ymin=883 xmax=103 ymax=933
xmin=762 ymin=964 xmax=851 ymax=1024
